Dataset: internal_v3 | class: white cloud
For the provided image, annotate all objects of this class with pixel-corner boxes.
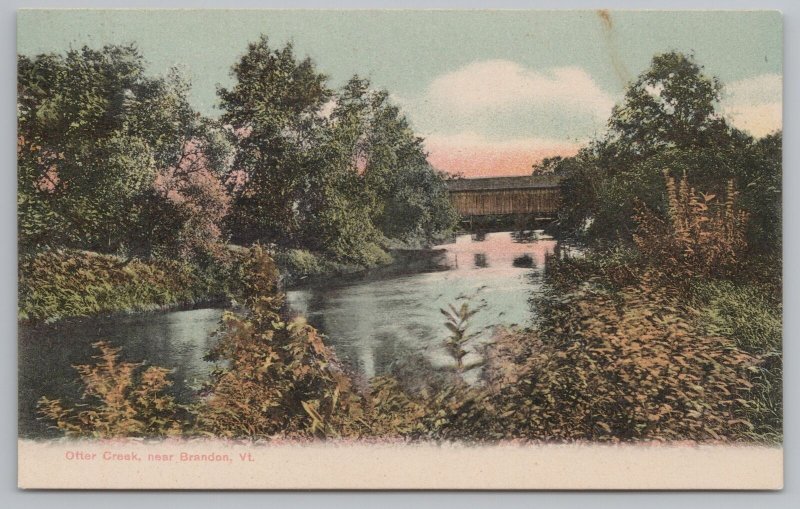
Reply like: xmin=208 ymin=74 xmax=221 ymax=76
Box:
xmin=723 ymin=74 xmax=782 ymax=105
xmin=425 ymin=60 xmax=614 ymax=120
xmin=390 ymin=60 xmax=615 ymax=176
xmin=720 ymin=74 xmax=782 ymax=138
xmin=395 ymin=60 xmax=615 ymax=145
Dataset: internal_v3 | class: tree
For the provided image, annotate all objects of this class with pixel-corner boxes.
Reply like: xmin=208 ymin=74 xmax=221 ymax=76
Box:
xmin=147 ymin=124 xmax=235 ymax=260
xmin=607 ymin=52 xmax=730 ymax=162
xmin=220 ymin=42 xmax=455 ymax=262
xmin=297 ymin=75 xmax=456 ymax=262
xmin=218 ymin=36 xmax=331 ymax=246
xmin=296 ymin=77 xmax=385 ymax=263
xmin=18 ymin=45 xmax=230 ymax=258
xmin=531 ymin=156 xmax=581 ymax=177
xmin=558 ymin=51 xmax=781 ymax=252
xmin=319 ymin=76 xmax=456 ymax=243
xmin=737 ymin=132 xmax=782 ymax=253
xmin=18 ymin=45 xmax=156 ymax=252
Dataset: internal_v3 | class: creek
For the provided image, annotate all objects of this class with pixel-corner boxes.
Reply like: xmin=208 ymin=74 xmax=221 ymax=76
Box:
xmin=19 ymin=231 xmax=569 ymax=438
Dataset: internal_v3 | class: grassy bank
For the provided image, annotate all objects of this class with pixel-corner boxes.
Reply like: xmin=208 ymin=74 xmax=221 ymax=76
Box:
xmin=273 ymin=247 xmax=392 ymax=287
xmin=275 ymin=246 xmax=454 ymax=288
xmin=18 ymin=249 xmax=244 ymax=323
xmin=18 ymin=240 xmax=407 ymax=323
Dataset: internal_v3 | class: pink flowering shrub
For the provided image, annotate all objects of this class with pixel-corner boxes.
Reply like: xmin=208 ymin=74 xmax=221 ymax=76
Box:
xmin=153 ymin=140 xmax=232 ymax=259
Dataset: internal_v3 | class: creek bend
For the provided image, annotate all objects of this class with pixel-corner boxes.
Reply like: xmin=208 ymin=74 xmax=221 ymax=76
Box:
xmin=19 ymin=231 xmax=566 ymax=438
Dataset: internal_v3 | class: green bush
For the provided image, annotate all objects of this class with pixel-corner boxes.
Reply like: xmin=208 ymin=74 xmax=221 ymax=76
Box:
xmin=691 ymin=279 xmax=782 ymax=442
xmin=275 ymin=244 xmax=393 ymax=287
xmin=692 ymin=280 xmax=782 ymax=355
xmin=18 ymin=248 xmax=242 ymax=322
xmin=278 ymin=249 xmax=324 ymax=278
xmin=355 ymin=241 xmax=393 ymax=267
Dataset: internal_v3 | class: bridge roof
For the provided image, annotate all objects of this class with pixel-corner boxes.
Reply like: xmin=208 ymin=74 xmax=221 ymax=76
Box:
xmin=445 ymin=175 xmax=562 ymax=192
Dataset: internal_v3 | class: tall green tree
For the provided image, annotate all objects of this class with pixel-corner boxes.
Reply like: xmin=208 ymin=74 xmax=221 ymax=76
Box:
xmin=220 ymin=39 xmax=455 ymax=262
xmin=558 ymin=51 xmax=781 ymax=252
xmin=298 ymin=76 xmax=456 ymax=261
xmin=218 ymin=36 xmax=331 ymax=246
xmin=324 ymin=76 xmax=456 ymax=243
xmin=18 ymin=45 xmax=231 ymax=257
xmin=606 ymin=52 xmax=731 ymax=162
xmin=738 ymin=132 xmax=782 ymax=253
xmin=297 ymin=77 xmax=384 ymax=263
xmin=18 ymin=45 xmax=155 ymax=251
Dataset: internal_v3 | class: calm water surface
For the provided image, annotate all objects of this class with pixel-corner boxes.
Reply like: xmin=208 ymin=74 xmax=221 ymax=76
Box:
xmin=19 ymin=308 xmax=224 ymax=438
xmin=287 ymin=231 xmax=558 ymax=379
xmin=19 ymin=231 xmax=562 ymax=437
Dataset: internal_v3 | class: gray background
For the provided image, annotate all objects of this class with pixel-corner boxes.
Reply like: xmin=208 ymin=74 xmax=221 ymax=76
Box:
xmin=2 ymin=0 xmax=796 ymax=507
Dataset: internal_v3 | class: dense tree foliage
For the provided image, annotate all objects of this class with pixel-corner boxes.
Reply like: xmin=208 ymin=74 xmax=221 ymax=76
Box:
xmin=557 ymin=52 xmax=781 ymax=254
xmin=331 ymin=77 xmax=457 ymax=241
xmin=19 ymin=37 xmax=456 ymax=269
xmin=607 ymin=52 xmax=730 ymax=160
xmin=18 ymin=45 xmax=232 ymax=258
xmin=219 ymin=37 xmax=456 ymax=262
xmin=218 ymin=38 xmax=332 ymax=247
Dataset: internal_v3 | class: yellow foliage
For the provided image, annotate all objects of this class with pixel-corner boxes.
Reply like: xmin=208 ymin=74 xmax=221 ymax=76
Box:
xmin=37 ymin=341 xmax=187 ymax=438
xmin=633 ymin=171 xmax=748 ymax=277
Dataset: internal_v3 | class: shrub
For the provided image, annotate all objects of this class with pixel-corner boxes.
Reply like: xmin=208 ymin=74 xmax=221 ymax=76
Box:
xmin=37 ymin=341 xmax=189 ymax=438
xmin=692 ymin=280 xmax=781 ymax=355
xmin=691 ymin=279 xmax=782 ymax=442
xmin=352 ymin=241 xmax=393 ymax=267
xmin=442 ymin=274 xmax=762 ymax=443
xmin=633 ymin=172 xmax=748 ymax=278
xmin=274 ymin=244 xmax=393 ymax=287
xmin=279 ymin=249 xmax=324 ymax=278
xmin=18 ymin=248 xmax=242 ymax=322
xmin=197 ymin=246 xmax=370 ymax=439
xmin=20 ymin=250 xmax=196 ymax=322
xmin=440 ymin=302 xmax=480 ymax=372
xmin=366 ymin=376 xmax=431 ymax=438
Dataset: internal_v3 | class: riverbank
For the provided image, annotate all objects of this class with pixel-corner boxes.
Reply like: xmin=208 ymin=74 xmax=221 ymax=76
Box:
xmin=276 ymin=247 xmax=451 ymax=289
xmin=22 ymin=232 xmax=550 ymax=438
xmin=457 ymin=248 xmax=783 ymax=444
xmin=18 ymin=249 xmax=242 ymax=323
xmin=32 ymin=242 xmax=782 ymax=445
xmin=18 ymin=242 xmax=448 ymax=323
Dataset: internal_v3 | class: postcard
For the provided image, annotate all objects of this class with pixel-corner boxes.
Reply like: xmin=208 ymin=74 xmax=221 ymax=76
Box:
xmin=17 ymin=9 xmax=783 ymax=489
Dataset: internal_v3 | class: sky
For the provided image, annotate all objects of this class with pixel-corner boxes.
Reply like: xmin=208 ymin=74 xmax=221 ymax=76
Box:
xmin=18 ymin=9 xmax=783 ymax=177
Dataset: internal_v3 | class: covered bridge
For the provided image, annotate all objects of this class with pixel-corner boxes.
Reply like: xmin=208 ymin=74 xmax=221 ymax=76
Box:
xmin=445 ymin=175 xmax=563 ymax=218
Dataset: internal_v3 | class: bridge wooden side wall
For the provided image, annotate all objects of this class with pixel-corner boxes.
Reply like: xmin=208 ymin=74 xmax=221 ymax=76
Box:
xmin=449 ymin=188 xmax=561 ymax=217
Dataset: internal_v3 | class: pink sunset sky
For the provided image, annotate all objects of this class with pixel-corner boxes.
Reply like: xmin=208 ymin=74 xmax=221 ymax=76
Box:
xmin=424 ymin=133 xmax=580 ymax=178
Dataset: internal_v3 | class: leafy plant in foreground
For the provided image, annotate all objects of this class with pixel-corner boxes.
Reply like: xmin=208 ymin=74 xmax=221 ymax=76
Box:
xmin=197 ymin=246 xmax=370 ymax=439
xmin=440 ymin=302 xmax=480 ymax=372
xmin=633 ymin=171 xmax=748 ymax=278
xmin=37 ymin=341 xmax=188 ymax=438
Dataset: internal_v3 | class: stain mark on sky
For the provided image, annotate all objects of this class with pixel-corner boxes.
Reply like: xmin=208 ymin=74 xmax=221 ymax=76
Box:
xmin=597 ymin=10 xmax=632 ymax=88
